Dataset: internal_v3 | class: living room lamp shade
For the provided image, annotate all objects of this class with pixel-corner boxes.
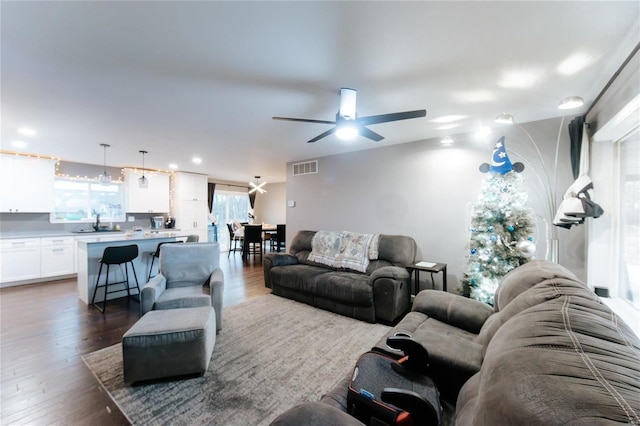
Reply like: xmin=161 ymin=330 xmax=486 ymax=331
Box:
xmin=98 ymin=143 xmax=111 ymax=185
xmin=249 ymin=176 xmax=267 ymax=194
xmin=138 ymin=150 xmax=148 ymax=189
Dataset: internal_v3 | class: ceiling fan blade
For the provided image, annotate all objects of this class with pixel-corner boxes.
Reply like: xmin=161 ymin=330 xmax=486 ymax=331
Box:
xmin=308 ymin=127 xmax=336 ymax=143
xmin=360 ymin=127 xmax=385 ymax=142
xmin=357 ymin=109 xmax=427 ymax=126
xmin=273 ymin=116 xmax=336 ymax=125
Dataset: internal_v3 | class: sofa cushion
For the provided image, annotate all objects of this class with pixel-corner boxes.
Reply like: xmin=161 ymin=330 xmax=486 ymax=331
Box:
xmin=460 ymin=293 xmax=640 ymax=425
xmin=314 ymin=272 xmax=372 ymax=305
xmin=374 ymin=311 xmax=482 ymax=375
xmin=376 ymin=234 xmax=417 ymax=267
xmin=154 ymin=286 xmax=211 ymax=311
xmin=494 ymin=259 xmax=581 ymax=311
xmin=270 ymin=264 xmax=330 ymax=294
xmin=475 ymin=276 xmax=601 ymax=351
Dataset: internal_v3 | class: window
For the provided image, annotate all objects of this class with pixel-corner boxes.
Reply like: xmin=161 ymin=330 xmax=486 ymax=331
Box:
xmin=50 ymin=178 xmax=125 ymax=223
xmin=617 ymin=131 xmax=640 ymax=309
xmin=212 ymin=190 xmax=249 ymax=250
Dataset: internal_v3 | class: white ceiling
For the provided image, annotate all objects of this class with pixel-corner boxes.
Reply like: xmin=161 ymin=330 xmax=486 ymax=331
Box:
xmin=2 ymin=1 xmax=639 ymax=184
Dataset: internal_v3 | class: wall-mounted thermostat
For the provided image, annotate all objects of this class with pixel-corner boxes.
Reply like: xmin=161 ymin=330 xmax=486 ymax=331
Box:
xmin=287 ymin=200 xmax=296 ymax=207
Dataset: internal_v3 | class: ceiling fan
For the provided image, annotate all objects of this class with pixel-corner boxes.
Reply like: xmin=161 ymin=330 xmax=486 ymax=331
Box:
xmin=273 ymin=88 xmax=427 ymax=143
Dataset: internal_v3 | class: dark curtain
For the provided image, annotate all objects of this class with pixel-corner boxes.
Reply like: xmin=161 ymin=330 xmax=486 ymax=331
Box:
xmin=568 ymin=116 xmax=586 ymax=179
xmin=207 ymin=183 xmax=216 ymax=212
xmin=248 ymin=191 xmax=256 ymax=209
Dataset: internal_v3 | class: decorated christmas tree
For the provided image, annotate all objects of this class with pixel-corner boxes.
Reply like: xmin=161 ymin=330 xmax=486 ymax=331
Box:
xmin=461 ymin=136 xmax=536 ymax=305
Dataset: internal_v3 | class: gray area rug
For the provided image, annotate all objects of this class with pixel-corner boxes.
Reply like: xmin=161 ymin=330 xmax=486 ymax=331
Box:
xmin=82 ymin=294 xmax=390 ymax=425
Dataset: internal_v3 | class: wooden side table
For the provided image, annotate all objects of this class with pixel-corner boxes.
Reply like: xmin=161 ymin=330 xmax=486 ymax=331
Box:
xmin=406 ymin=262 xmax=447 ymax=294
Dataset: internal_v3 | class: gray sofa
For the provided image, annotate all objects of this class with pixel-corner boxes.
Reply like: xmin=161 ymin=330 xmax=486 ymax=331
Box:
xmin=263 ymin=230 xmax=417 ymax=324
xmin=271 ymin=260 xmax=640 ymax=425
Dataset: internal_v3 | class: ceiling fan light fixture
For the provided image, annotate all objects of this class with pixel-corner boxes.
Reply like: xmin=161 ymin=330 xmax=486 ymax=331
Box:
xmin=336 ymin=123 xmax=359 ymax=140
xmin=339 ymin=88 xmax=357 ymax=120
xmin=494 ymin=113 xmax=515 ymax=124
xmin=98 ymin=143 xmax=111 ymax=185
xmin=138 ymin=150 xmax=148 ymax=189
xmin=558 ymin=96 xmax=584 ymax=110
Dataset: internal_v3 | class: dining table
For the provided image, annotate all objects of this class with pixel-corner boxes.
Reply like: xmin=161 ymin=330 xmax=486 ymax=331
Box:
xmin=233 ymin=224 xmax=278 ymax=256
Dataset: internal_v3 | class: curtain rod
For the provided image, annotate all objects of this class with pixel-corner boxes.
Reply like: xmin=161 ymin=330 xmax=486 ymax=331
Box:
xmin=210 ymin=182 xmax=249 ymax=189
xmin=585 ymin=41 xmax=640 ymax=117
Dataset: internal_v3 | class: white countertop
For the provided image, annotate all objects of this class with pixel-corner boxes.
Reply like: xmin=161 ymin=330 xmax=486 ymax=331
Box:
xmin=0 ymin=229 xmax=181 ymax=240
xmin=76 ymin=231 xmax=188 ymax=244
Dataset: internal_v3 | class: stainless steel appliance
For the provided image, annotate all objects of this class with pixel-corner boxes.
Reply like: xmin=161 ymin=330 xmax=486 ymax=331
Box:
xmin=151 ymin=216 xmax=165 ymax=229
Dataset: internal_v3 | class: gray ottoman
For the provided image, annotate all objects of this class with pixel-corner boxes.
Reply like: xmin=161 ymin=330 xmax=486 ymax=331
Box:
xmin=122 ymin=306 xmax=216 ymax=383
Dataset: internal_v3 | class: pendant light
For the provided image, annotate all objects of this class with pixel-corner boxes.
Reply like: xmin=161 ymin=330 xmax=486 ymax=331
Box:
xmin=98 ymin=143 xmax=111 ymax=185
xmin=248 ymin=176 xmax=267 ymax=194
xmin=138 ymin=150 xmax=148 ymax=188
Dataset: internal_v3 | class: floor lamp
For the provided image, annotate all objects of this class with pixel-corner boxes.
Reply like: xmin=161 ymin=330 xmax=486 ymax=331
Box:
xmin=494 ymin=113 xmax=564 ymax=263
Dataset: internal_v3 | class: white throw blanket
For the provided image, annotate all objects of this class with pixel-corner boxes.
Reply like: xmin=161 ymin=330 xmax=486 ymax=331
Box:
xmin=308 ymin=231 xmax=380 ymax=273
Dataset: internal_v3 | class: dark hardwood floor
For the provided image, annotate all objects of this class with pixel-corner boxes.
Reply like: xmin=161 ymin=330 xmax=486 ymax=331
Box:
xmin=0 ymin=252 xmax=270 ymax=425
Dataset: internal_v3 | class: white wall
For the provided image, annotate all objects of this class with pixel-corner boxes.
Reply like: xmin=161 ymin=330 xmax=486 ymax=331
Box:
xmin=253 ymin=182 xmax=286 ymax=225
xmin=286 ymin=117 xmax=586 ymax=293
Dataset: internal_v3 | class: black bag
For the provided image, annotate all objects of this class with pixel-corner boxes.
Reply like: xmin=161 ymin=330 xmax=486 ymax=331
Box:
xmin=347 ymin=337 xmax=441 ymax=426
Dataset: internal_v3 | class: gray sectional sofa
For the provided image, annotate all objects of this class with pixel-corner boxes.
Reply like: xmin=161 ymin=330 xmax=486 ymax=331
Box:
xmin=263 ymin=230 xmax=417 ymax=324
xmin=271 ymin=260 xmax=640 ymax=425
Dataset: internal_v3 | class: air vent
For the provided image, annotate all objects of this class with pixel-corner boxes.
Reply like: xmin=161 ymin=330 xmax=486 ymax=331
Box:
xmin=292 ymin=160 xmax=318 ymax=176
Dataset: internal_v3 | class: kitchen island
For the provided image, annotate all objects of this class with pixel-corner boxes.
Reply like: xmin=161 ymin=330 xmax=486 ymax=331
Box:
xmin=77 ymin=231 xmax=188 ymax=305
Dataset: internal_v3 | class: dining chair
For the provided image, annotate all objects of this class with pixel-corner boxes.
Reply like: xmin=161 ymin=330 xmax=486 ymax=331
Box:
xmin=227 ymin=223 xmax=243 ymax=256
xmin=274 ymin=224 xmax=286 ymax=252
xmin=243 ymin=224 xmax=263 ymax=260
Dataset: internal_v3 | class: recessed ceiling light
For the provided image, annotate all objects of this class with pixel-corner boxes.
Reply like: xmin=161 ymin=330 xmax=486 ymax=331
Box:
xmin=453 ymin=90 xmax=496 ymax=104
xmin=11 ymin=140 xmax=27 ymax=148
xmin=475 ymin=126 xmax=492 ymax=139
xmin=558 ymin=96 xmax=585 ymax=110
xmin=17 ymin=127 xmax=37 ymax=137
xmin=440 ymin=137 xmax=454 ymax=145
xmin=494 ymin=113 xmax=515 ymax=124
xmin=435 ymin=124 xmax=459 ymax=131
xmin=192 ymin=157 xmax=202 ymax=164
xmin=430 ymin=115 xmax=468 ymax=123
xmin=557 ymin=52 xmax=595 ymax=76
xmin=169 ymin=163 xmax=178 ymax=170
xmin=498 ymin=69 xmax=541 ymax=89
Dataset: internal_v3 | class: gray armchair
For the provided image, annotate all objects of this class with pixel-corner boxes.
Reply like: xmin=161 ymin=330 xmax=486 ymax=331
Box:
xmin=140 ymin=242 xmax=224 ymax=332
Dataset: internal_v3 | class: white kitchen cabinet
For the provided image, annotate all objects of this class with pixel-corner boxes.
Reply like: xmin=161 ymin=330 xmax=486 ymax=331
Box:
xmin=123 ymin=169 xmax=170 ymax=213
xmin=171 ymin=172 xmax=209 ymax=242
xmin=40 ymin=237 xmax=74 ymax=278
xmin=0 ymin=238 xmax=41 ymax=283
xmin=173 ymin=172 xmax=208 ymax=202
xmin=172 ymin=200 xmax=209 ymax=242
xmin=0 ymin=154 xmax=56 ymax=213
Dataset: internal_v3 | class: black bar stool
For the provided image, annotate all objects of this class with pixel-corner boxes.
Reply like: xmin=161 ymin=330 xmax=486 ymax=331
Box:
xmin=91 ymin=244 xmax=140 ymax=313
xmin=147 ymin=240 xmax=182 ymax=282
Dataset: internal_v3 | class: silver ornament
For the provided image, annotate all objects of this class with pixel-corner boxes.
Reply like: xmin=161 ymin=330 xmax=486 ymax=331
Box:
xmin=516 ymin=240 xmax=536 ymax=258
